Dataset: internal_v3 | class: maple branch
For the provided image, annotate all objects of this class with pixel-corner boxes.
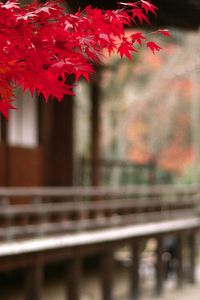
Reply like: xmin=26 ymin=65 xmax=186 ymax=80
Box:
xmin=0 ymin=0 xmax=168 ymax=119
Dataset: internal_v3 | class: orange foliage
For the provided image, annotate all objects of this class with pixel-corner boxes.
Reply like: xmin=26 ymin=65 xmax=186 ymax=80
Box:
xmin=126 ymin=51 xmax=194 ymax=175
xmin=158 ymin=145 xmax=194 ymax=174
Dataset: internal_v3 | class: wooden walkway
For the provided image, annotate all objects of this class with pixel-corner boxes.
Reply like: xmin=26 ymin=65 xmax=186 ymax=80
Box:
xmin=0 ymin=185 xmax=199 ymax=300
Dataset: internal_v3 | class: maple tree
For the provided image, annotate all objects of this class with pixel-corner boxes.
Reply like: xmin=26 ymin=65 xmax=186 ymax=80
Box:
xmin=0 ymin=0 xmax=167 ymax=119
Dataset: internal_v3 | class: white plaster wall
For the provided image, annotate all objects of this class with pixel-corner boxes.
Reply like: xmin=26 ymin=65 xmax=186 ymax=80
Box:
xmin=8 ymin=89 xmax=38 ymax=147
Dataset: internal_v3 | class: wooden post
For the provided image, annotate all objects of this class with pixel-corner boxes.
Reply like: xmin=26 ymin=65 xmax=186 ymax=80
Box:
xmin=90 ymin=70 xmax=101 ymax=187
xmin=39 ymin=93 xmax=74 ymax=186
xmin=155 ymin=236 xmax=164 ymax=295
xmin=188 ymin=231 xmax=196 ymax=284
xmin=66 ymin=257 xmax=82 ymax=300
xmin=148 ymin=158 xmax=156 ymax=185
xmin=100 ymin=250 xmax=114 ymax=300
xmin=176 ymin=234 xmax=184 ymax=288
xmin=0 ymin=115 xmax=9 ymax=186
xmin=1 ymin=115 xmax=7 ymax=143
xmin=25 ymin=262 xmax=43 ymax=300
xmin=130 ymin=239 xmax=140 ymax=300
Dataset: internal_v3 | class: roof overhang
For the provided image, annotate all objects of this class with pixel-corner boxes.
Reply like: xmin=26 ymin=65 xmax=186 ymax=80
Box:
xmin=68 ymin=0 xmax=200 ymax=30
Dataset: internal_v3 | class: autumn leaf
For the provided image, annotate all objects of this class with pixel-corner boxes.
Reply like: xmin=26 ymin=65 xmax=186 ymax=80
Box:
xmin=131 ymin=32 xmax=145 ymax=46
xmin=118 ymin=40 xmax=138 ymax=60
xmin=154 ymin=29 xmax=171 ymax=37
xmin=0 ymin=99 xmax=16 ymax=120
xmin=141 ymin=0 xmax=158 ymax=15
xmin=131 ymin=8 xmax=150 ymax=24
xmin=146 ymin=41 xmax=162 ymax=54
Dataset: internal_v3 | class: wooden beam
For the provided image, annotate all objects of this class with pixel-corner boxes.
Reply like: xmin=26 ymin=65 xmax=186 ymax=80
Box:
xmin=130 ymin=239 xmax=140 ymax=300
xmin=0 ymin=218 xmax=199 ymax=257
xmin=0 ymin=184 xmax=198 ymax=197
xmin=66 ymin=257 xmax=82 ymax=300
xmin=176 ymin=234 xmax=184 ymax=288
xmin=155 ymin=236 xmax=164 ymax=295
xmin=188 ymin=231 xmax=196 ymax=284
xmin=25 ymin=260 xmax=43 ymax=300
xmin=100 ymin=250 xmax=114 ymax=300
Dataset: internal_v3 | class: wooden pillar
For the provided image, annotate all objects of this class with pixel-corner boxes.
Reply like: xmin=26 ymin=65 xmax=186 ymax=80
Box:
xmin=148 ymin=158 xmax=156 ymax=185
xmin=130 ymin=239 xmax=140 ymax=300
xmin=1 ymin=115 xmax=7 ymax=143
xmin=0 ymin=115 xmax=9 ymax=186
xmin=39 ymin=93 xmax=74 ymax=186
xmin=155 ymin=236 xmax=164 ymax=295
xmin=176 ymin=234 xmax=184 ymax=288
xmin=188 ymin=231 xmax=196 ymax=284
xmin=66 ymin=257 xmax=82 ymax=300
xmin=90 ymin=70 xmax=101 ymax=186
xmin=100 ymin=250 xmax=114 ymax=300
xmin=25 ymin=262 xmax=43 ymax=300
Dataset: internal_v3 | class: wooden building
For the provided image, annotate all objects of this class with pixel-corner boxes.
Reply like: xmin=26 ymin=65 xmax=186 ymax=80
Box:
xmin=0 ymin=3 xmax=200 ymax=300
xmin=0 ymin=0 xmax=200 ymax=188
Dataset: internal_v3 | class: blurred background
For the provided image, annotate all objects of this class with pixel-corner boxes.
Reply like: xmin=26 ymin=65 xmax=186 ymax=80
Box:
xmin=1 ymin=1 xmax=200 ymax=300
xmin=74 ymin=29 xmax=200 ymax=186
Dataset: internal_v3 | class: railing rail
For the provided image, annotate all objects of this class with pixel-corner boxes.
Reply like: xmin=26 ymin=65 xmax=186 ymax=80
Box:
xmin=0 ymin=185 xmax=199 ymax=242
xmin=0 ymin=184 xmax=199 ymax=197
xmin=77 ymin=158 xmax=157 ymax=185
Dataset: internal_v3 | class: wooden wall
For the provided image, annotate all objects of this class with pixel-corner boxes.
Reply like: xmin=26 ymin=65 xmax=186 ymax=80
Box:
xmin=8 ymin=146 xmax=43 ymax=186
xmin=0 ymin=96 xmax=74 ymax=188
xmin=0 ymin=143 xmax=43 ymax=187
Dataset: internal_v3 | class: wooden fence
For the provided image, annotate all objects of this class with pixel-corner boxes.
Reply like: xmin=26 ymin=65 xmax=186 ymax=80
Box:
xmin=76 ymin=158 xmax=158 ymax=185
xmin=0 ymin=185 xmax=198 ymax=241
xmin=0 ymin=185 xmax=199 ymax=300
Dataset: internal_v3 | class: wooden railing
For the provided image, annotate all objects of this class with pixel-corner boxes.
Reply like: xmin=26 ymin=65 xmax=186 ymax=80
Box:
xmin=77 ymin=158 xmax=158 ymax=185
xmin=0 ymin=185 xmax=199 ymax=242
xmin=0 ymin=185 xmax=199 ymax=300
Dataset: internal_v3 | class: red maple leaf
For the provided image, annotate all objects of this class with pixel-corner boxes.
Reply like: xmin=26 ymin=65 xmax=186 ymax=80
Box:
xmin=141 ymin=0 xmax=158 ymax=15
xmin=146 ymin=41 xmax=162 ymax=54
xmin=131 ymin=8 xmax=150 ymax=24
xmin=0 ymin=99 xmax=16 ymax=120
xmin=154 ymin=29 xmax=171 ymax=37
xmin=118 ymin=39 xmax=137 ymax=60
xmin=131 ymin=32 xmax=145 ymax=46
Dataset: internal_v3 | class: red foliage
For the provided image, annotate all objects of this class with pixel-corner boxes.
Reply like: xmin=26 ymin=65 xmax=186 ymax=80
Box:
xmin=146 ymin=41 xmax=162 ymax=54
xmin=0 ymin=0 xmax=164 ymax=119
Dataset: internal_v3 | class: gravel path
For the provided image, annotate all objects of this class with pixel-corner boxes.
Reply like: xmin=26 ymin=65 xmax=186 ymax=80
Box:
xmin=140 ymin=265 xmax=200 ymax=300
xmin=141 ymin=284 xmax=200 ymax=300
